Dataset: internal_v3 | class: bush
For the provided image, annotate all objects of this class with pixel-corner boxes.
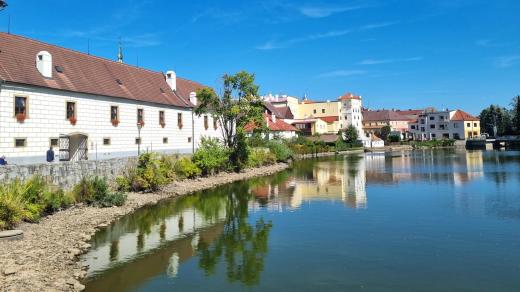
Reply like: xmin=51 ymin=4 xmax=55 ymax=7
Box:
xmin=0 ymin=176 xmax=72 ymax=230
xmin=116 ymin=152 xmax=174 ymax=192
xmin=73 ymin=176 xmax=126 ymax=207
xmin=193 ymin=137 xmax=229 ymax=175
xmin=268 ymin=141 xmax=293 ymax=162
xmin=389 ymin=135 xmax=401 ymax=143
xmin=247 ymin=148 xmax=277 ymax=167
xmin=174 ymin=157 xmax=201 ymax=179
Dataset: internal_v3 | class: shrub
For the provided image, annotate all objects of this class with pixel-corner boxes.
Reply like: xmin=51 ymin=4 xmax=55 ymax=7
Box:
xmin=117 ymin=153 xmax=172 ymax=192
xmin=72 ymin=176 xmax=126 ymax=207
xmin=389 ymin=135 xmax=401 ymax=143
xmin=268 ymin=141 xmax=293 ymax=162
xmin=0 ymin=191 xmax=29 ymax=230
xmin=193 ymin=137 xmax=229 ymax=175
xmin=247 ymin=148 xmax=276 ymax=167
xmin=174 ymin=157 xmax=201 ymax=179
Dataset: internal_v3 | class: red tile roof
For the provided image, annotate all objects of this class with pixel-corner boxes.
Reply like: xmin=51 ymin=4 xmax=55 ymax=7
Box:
xmin=319 ymin=116 xmax=339 ymax=123
xmin=0 ymin=32 xmax=199 ymax=108
xmin=245 ymin=113 xmax=298 ymax=132
xmin=362 ymin=110 xmax=415 ymax=122
xmin=451 ymin=110 xmax=479 ymax=121
xmin=339 ymin=92 xmax=361 ymax=100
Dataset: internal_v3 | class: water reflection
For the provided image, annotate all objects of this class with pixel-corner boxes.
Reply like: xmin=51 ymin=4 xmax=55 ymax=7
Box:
xmin=83 ymin=150 xmax=520 ymax=291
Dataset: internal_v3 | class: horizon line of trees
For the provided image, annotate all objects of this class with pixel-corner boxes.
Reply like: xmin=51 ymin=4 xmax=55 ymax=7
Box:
xmin=480 ymin=95 xmax=520 ymax=137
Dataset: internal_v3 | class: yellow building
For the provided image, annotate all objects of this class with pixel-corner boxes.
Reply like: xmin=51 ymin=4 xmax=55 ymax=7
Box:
xmin=293 ymin=100 xmax=342 ymax=134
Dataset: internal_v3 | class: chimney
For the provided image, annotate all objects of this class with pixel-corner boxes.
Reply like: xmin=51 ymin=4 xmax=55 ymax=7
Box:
xmin=36 ymin=51 xmax=52 ymax=78
xmin=189 ymin=92 xmax=197 ymax=106
xmin=165 ymin=70 xmax=176 ymax=91
xmin=271 ymin=113 xmax=276 ymax=123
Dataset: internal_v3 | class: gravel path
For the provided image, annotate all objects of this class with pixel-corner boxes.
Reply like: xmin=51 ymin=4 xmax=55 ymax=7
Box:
xmin=0 ymin=163 xmax=289 ymax=292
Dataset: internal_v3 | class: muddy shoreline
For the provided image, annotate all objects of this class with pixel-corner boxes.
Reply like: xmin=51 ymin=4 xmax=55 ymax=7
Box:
xmin=0 ymin=163 xmax=289 ymax=292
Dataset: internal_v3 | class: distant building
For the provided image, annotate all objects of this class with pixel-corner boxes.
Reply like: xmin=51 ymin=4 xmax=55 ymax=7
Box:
xmin=362 ymin=109 xmax=421 ymax=139
xmin=408 ymin=109 xmax=481 ymax=140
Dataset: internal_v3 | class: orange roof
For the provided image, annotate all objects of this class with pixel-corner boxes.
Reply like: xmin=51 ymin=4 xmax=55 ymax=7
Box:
xmin=244 ymin=113 xmax=298 ymax=132
xmin=302 ymin=99 xmax=315 ymax=104
xmin=319 ymin=116 xmax=339 ymax=123
xmin=339 ymin=92 xmax=361 ymax=100
xmin=451 ymin=110 xmax=479 ymax=121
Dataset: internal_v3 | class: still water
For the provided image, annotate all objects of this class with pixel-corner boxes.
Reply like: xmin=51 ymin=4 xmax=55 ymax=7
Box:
xmin=82 ymin=149 xmax=520 ymax=291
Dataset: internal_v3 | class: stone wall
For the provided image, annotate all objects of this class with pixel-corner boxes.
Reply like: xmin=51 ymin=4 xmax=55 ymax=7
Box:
xmin=0 ymin=157 xmax=137 ymax=189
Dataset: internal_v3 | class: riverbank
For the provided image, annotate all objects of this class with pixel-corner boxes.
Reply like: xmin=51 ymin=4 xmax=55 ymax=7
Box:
xmin=295 ymin=148 xmax=364 ymax=159
xmin=0 ymin=163 xmax=289 ymax=292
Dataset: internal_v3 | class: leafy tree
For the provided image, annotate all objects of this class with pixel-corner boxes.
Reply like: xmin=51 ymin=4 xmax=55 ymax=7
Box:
xmin=380 ymin=125 xmax=391 ymax=141
xmin=512 ymin=95 xmax=520 ymax=135
xmin=195 ymin=71 xmax=264 ymax=170
xmin=479 ymin=105 xmax=513 ymax=137
xmin=342 ymin=125 xmax=359 ymax=144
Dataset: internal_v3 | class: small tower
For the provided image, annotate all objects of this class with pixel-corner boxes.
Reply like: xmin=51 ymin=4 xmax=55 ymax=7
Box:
xmin=117 ymin=38 xmax=124 ymax=63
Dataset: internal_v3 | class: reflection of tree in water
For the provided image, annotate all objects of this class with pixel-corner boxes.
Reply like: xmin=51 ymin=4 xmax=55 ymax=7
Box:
xmin=196 ymin=183 xmax=273 ymax=286
xmin=345 ymin=155 xmax=362 ymax=178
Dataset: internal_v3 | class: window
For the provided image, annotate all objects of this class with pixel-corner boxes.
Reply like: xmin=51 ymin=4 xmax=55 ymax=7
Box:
xmin=313 ymin=109 xmax=317 ymax=114
xmin=432 ymin=134 xmax=436 ymax=138
xmin=429 ymin=116 xmax=435 ymax=120
xmin=137 ymin=109 xmax=144 ymax=124
xmin=473 ymin=131 xmax=478 ymax=136
xmin=178 ymin=113 xmax=183 ymax=128
xmin=440 ymin=116 xmax=444 ymax=120
xmin=50 ymin=138 xmax=58 ymax=147
xmin=454 ymin=123 xmax=459 ymax=128
xmin=159 ymin=111 xmax=165 ymax=126
xmin=135 ymin=138 xmax=141 ymax=145
xmin=66 ymin=102 xmax=76 ymax=119
xmin=15 ymin=138 xmax=26 ymax=148
xmin=473 ymin=122 xmax=478 ymax=127
xmin=421 ymin=127 xmax=425 ymax=132
xmin=163 ymin=137 xmax=168 ymax=144
xmin=411 ymin=125 xmax=416 ymax=130
xmin=110 ymin=106 xmax=119 ymax=121
xmin=439 ymin=125 xmax=445 ymax=130
xmin=344 ymin=115 xmax=348 ymax=120
xmin=188 ymin=137 xmax=192 ymax=143
xmin=204 ymin=115 xmax=209 ymax=130
xmin=322 ymin=109 xmax=325 ymax=113
xmin=213 ymin=118 xmax=218 ymax=129
xmin=466 ymin=122 xmax=470 ymax=127
xmin=430 ymin=124 xmax=435 ymax=129
xmin=443 ymin=133 xmax=450 ymax=139
xmin=420 ymin=119 xmax=425 ymax=124
xmin=14 ymin=96 xmax=27 ymax=116
xmin=103 ymin=138 xmax=111 ymax=145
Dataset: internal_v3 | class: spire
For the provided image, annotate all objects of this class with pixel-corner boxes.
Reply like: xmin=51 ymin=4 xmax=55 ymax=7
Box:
xmin=117 ymin=37 xmax=123 ymax=63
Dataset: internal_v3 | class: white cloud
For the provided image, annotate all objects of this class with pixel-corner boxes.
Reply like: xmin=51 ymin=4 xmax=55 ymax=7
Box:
xmin=360 ymin=21 xmax=399 ymax=30
xmin=494 ymin=55 xmax=520 ymax=68
xmin=358 ymin=57 xmax=423 ymax=65
xmin=316 ymin=70 xmax=367 ymax=78
xmin=298 ymin=4 xmax=371 ymax=18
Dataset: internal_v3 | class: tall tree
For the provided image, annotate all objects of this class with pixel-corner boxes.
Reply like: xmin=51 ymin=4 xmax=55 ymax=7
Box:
xmin=479 ymin=105 xmax=513 ymax=137
xmin=512 ymin=95 xmax=520 ymax=135
xmin=195 ymin=71 xmax=264 ymax=170
xmin=342 ymin=125 xmax=359 ymax=144
xmin=380 ymin=125 xmax=391 ymax=141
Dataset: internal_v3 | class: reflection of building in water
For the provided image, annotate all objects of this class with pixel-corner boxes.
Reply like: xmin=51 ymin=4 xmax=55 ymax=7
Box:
xmin=83 ymin=207 xmax=226 ymax=279
xmin=364 ymin=150 xmax=484 ymax=186
xmin=343 ymin=157 xmax=367 ymax=209
xmin=250 ymin=156 xmax=367 ymax=210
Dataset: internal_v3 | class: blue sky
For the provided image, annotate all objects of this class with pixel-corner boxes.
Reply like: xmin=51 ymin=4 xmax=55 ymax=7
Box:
xmin=1 ymin=0 xmax=519 ymax=114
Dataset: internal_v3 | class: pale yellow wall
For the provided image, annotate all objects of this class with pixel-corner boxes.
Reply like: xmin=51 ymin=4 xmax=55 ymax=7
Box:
xmin=463 ymin=120 xmax=481 ymax=139
xmin=313 ymin=119 xmax=329 ymax=135
xmin=296 ymin=101 xmax=341 ymax=119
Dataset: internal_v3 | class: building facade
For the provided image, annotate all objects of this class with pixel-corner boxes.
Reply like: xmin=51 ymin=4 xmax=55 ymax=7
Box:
xmin=408 ymin=109 xmax=481 ymax=140
xmin=0 ymin=33 xmax=222 ymax=165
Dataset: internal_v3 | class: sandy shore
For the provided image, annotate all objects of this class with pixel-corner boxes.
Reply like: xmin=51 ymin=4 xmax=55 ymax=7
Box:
xmin=0 ymin=163 xmax=289 ymax=292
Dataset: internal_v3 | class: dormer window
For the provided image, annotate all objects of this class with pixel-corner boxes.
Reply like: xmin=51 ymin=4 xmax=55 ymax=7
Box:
xmin=55 ymin=66 xmax=64 ymax=73
xmin=116 ymin=79 xmax=123 ymax=85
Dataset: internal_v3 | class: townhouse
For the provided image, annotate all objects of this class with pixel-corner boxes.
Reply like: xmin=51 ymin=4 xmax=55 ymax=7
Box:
xmin=408 ymin=109 xmax=481 ymax=140
xmin=362 ymin=109 xmax=421 ymax=139
xmin=0 ymin=33 xmax=222 ymax=165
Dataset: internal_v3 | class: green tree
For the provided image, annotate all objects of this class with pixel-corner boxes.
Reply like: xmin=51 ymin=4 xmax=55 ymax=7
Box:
xmin=195 ymin=71 xmax=264 ymax=170
xmin=342 ymin=125 xmax=359 ymax=144
xmin=512 ymin=95 xmax=520 ymax=135
xmin=479 ymin=105 xmax=513 ymax=137
xmin=380 ymin=125 xmax=391 ymax=141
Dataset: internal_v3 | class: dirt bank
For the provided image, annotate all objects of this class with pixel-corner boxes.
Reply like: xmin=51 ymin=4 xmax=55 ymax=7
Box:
xmin=0 ymin=163 xmax=289 ymax=292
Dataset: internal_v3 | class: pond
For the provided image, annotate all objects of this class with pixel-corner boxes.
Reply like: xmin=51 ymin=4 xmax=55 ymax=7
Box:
xmin=81 ymin=149 xmax=520 ymax=291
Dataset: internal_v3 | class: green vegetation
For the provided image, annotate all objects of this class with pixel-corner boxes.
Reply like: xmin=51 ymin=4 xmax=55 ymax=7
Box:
xmin=342 ymin=125 xmax=359 ymax=144
xmin=195 ymin=71 xmax=265 ymax=171
xmin=286 ymin=135 xmax=361 ymax=155
xmin=267 ymin=141 xmax=293 ymax=162
xmin=1 ymin=175 xmax=125 ymax=230
xmin=174 ymin=157 xmax=202 ymax=179
xmin=380 ymin=125 xmax=392 ymax=141
xmin=72 ymin=176 xmax=126 ymax=207
xmin=247 ymin=148 xmax=277 ymax=168
xmin=480 ymin=95 xmax=520 ymax=136
xmin=193 ymin=137 xmax=229 ymax=175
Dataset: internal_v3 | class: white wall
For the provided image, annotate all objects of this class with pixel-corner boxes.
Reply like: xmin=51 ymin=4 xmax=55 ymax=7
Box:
xmin=0 ymin=83 xmax=195 ymax=164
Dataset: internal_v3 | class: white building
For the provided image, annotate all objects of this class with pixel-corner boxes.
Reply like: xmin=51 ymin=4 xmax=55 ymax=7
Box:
xmin=338 ymin=92 xmax=366 ymax=145
xmin=408 ymin=109 xmax=481 ymax=140
xmin=0 ymin=33 xmax=222 ymax=165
